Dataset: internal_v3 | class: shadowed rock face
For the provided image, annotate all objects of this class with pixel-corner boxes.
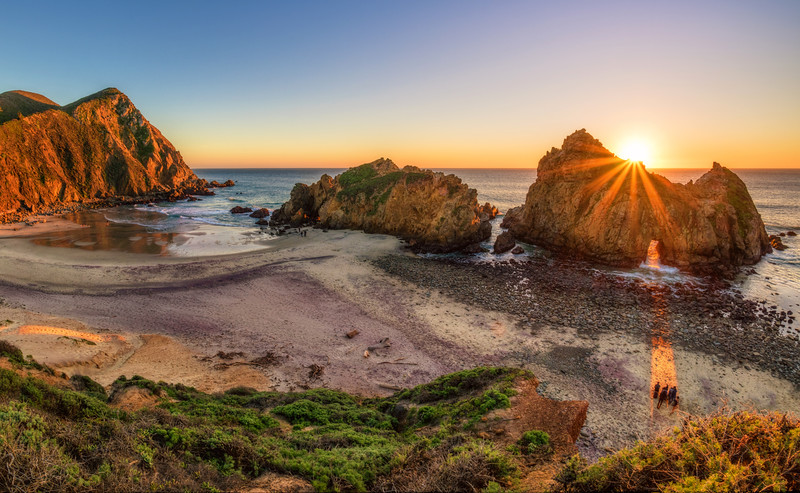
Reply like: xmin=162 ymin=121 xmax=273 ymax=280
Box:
xmin=0 ymin=88 xmax=205 ymax=218
xmin=503 ymin=129 xmax=770 ymax=274
xmin=272 ymin=158 xmax=493 ymax=252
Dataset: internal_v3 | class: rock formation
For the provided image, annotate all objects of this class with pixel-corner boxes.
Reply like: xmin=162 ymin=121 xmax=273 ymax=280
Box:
xmin=493 ymin=231 xmax=516 ymax=254
xmin=0 ymin=88 xmax=208 ymax=221
xmin=502 ymin=129 xmax=770 ymax=273
xmin=272 ymin=158 xmax=493 ymax=252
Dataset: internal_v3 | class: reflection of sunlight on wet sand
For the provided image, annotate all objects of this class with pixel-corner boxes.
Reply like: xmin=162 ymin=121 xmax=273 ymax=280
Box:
xmin=647 ymin=246 xmax=679 ymax=418
xmin=17 ymin=325 xmax=123 ymax=343
xmin=650 ymin=335 xmax=678 ymax=410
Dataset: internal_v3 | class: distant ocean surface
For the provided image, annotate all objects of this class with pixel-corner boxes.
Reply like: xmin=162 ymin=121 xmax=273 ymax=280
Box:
xmin=61 ymin=167 xmax=800 ymax=320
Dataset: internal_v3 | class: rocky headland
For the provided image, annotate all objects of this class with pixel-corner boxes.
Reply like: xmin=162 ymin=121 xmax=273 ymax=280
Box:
xmin=271 ymin=158 xmax=494 ymax=252
xmin=502 ymin=129 xmax=771 ymax=275
xmin=0 ymin=88 xmax=210 ymax=222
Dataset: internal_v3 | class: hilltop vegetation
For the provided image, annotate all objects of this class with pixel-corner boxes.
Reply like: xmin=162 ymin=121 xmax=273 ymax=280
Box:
xmin=0 ymin=343 xmax=533 ymax=492
xmin=2 ymin=340 xmax=798 ymax=492
xmin=557 ymin=409 xmax=800 ymax=492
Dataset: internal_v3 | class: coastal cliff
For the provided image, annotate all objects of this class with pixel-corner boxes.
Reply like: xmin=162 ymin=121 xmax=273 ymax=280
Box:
xmin=0 ymin=88 xmax=207 ymax=220
xmin=503 ymin=129 xmax=770 ymax=273
xmin=272 ymin=158 xmax=493 ymax=252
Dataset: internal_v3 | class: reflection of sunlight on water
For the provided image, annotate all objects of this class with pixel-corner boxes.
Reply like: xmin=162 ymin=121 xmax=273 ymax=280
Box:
xmin=18 ymin=325 xmax=122 ymax=343
xmin=29 ymin=211 xmax=183 ymax=255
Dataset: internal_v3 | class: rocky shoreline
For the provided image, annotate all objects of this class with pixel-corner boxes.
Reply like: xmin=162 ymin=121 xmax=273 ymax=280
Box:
xmin=373 ymin=253 xmax=800 ymax=388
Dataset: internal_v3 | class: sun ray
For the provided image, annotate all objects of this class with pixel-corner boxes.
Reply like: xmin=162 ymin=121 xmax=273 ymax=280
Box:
xmin=587 ymin=161 xmax=635 ymax=221
xmin=636 ymin=164 xmax=678 ymax=241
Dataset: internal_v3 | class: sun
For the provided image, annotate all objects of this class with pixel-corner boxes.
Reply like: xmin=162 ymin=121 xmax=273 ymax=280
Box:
xmin=618 ymin=140 xmax=652 ymax=164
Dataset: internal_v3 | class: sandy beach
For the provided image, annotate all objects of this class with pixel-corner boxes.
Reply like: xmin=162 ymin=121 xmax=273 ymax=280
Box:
xmin=1 ymin=216 xmax=799 ymax=458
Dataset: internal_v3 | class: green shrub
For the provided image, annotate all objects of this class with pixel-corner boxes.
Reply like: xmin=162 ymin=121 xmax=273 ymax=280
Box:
xmin=561 ymin=410 xmax=800 ymax=492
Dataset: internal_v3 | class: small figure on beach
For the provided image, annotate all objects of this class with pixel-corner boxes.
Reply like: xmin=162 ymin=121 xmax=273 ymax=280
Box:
xmin=668 ymin=386 xmax=677 ymax=405
xmin=652 ymin=381 xmax=660 ymax=399
xmin=657 ymin=386 xmax=669 ymax=409
xmin=670 ymin=395 xmax=680 ymax=415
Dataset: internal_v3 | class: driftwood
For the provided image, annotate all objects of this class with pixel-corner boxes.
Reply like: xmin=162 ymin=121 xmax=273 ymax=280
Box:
xmin=378 ymin=383 xmax=403 ymax=391
xmin=378 ymin=358 xmax=417 ymax=366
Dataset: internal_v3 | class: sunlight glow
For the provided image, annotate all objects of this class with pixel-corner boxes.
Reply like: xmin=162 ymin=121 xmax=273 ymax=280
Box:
xmin=619 ymin=140 xmax=652 ymax=164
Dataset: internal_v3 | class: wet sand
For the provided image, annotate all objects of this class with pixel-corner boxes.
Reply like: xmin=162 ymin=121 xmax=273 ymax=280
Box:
xmin=1 ymin=220 xmax=799 ymax=457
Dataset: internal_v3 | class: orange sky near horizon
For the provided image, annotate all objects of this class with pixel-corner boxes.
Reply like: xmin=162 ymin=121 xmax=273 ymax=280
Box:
xmin=6 ymin=2 xmax=799 ymax=170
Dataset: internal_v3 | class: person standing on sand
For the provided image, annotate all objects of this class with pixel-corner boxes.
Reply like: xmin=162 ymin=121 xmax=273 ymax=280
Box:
xmin=657 ymin=386 xmax=669 ymax=409
xmin=670 ymin=395 xmax=680 ymax=415
xmin=653 ymin=382 xmax=660 ymax=399
xmin=668 ymin=386 xmax=677 ymax=405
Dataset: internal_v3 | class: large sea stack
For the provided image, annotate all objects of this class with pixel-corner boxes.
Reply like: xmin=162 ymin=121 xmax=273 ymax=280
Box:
xmin=503 ymin=129 xmax=770 ymax=274
xmin=272 ymin=158 xmax=493 ymax=252
xmin=0 ymin=88 xmax=207 ymax=220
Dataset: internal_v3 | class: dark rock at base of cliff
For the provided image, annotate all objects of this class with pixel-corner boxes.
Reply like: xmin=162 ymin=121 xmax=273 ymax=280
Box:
xmin=511 ymin=245 xmax=525 ymax=255
xmin=462 ymin=243 xmax=488 ymax=254
xmin=249 ymin=208 xmax=270 ymax=219
xmin=493 ymin=231 xmax=516 ymax=254
xmin=255 ymin=218 xmax=270 ymax=226
xmin=230 ymin=206 xmax=253 ymax=214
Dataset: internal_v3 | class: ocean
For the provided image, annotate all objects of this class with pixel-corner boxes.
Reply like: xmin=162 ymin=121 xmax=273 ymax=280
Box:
xmin=26 ymin=167 xmax=800 ymax=322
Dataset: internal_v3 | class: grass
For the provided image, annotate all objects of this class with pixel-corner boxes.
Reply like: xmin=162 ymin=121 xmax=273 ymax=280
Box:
xmin=0 ymin=90 xmax=59 ymax=124
xmin=556 ymin=408 xmax=800 ymax=492
xmin=4 ymin=343 xmax=796 ymax=492
xmin=336 ymin=167 xmax=430 ymax=203
xmin=0 ymin=347 xmax=530 ymax=492
xmin=378 ymin=367 xmax=529 ymax=430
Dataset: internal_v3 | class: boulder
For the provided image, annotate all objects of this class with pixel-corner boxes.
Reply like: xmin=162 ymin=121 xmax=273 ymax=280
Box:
xmin=505 ymin=129 xmax=770 ymax=274
xmin=230 ymin=206 xmax=253 ymax=214
xmin=478 ymin=202 xmax=498 ymax=220
xmin=493 ymin=231 xmax=516 ymax=254
xmin=770 ymin=235 xmax=787 ymax=250
xmin=255 ymin=218 xmax=270 ymax=225
xmin=222 ymin=179 xmax=235 ymax=187
xmin=462 ymin=243 xmax=488 ymax=254
xmin=511 ymin=245 xmax=525 ymax=255
xmin=271 ymin=158 xmax=493 ymax=252
xmin=249 ymin=208 xmax=270 ymax=218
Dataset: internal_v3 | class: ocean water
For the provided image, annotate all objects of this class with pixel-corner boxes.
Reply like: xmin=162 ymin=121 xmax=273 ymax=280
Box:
xmin=22 ymin=166 xmax=800 ymax=318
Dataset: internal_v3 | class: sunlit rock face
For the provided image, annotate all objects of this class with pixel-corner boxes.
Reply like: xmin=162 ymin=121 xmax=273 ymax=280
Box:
xmin=272 ymin=158 xmax=493 ymax=252
xmin=0 ymin=88 xmax=204 ymax=218
xmin=503 ymin=129 xmax=771 ymax=274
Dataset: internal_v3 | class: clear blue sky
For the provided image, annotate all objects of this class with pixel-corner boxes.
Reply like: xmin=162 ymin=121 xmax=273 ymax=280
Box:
xmin=3 ymin=1 xmax=799 ymax=168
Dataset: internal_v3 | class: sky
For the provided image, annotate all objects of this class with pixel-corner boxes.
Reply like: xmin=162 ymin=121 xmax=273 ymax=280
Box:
xmin=3 ymin=1 xmax=799 ymax=169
